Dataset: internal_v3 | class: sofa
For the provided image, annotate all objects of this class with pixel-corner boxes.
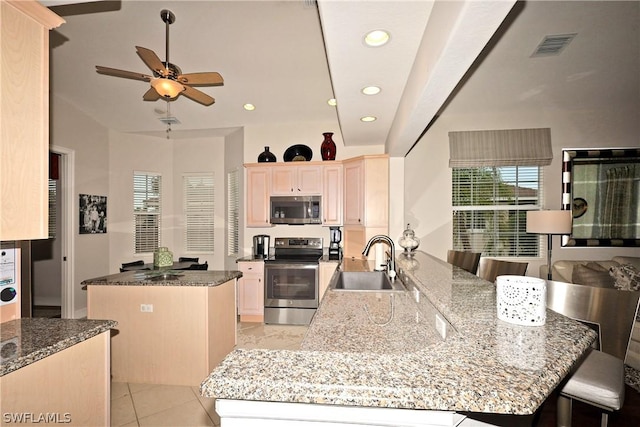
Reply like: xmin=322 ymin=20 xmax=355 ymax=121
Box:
xmin=550 ymin=256 xmax=640 ymax=369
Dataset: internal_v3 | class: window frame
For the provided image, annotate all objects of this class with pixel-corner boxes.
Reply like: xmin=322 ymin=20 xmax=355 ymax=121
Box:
xmin=133 ymin=171 xmax=162 ymax=254
xmin=452 ymin=165 xmax=543 ymax=258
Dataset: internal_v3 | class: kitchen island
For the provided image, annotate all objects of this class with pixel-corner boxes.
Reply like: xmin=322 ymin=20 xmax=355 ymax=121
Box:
xmin=0 ymin=318 xmax=116 ymax=426
xmin=83 ymin=269 xmax=241 ymax=386
xmin=200 ymin=251 xmax=596 ymax=426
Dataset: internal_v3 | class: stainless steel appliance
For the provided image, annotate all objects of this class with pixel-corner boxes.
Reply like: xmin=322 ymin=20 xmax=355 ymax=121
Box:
xmin=270 ymin=196 xmax=321 ymax=225
xmin=252 ymin=235 xmax=270 ymax=259
xmin=328 ymin=227 xmax=341 ymax=260
xmin=264 ymin=237 xmax=323 ymax=325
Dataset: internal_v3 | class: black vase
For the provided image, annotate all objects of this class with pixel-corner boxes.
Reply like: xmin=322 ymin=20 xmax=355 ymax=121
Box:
xmin=258 ymin=146 xmax=276 ymax=162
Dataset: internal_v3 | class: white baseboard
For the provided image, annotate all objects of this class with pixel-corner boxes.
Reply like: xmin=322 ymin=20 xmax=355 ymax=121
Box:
xmin=74 ymin=307 xmax=87 ymax=319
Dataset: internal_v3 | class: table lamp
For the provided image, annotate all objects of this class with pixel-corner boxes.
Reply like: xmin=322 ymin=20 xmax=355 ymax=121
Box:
xmin=526 ymin=210 xmax=573 ymax=280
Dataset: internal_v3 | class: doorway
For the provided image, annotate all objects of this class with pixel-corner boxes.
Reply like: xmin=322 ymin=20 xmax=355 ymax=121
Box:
xmin=31 ymin=147 xmax=75 ymax=318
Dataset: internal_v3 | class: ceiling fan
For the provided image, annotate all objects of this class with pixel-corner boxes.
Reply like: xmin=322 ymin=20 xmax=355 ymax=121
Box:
xmin=96 ymin=9 xmax=223 ymax=106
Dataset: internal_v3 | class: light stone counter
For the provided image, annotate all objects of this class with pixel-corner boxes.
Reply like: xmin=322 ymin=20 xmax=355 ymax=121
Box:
xmin=201 ymin=251 xmax=595 ymax=419
xmin=0 ymin=318 xmax=116 ymax=376
xmin=81 ymin=269 xmax=242 ymax=287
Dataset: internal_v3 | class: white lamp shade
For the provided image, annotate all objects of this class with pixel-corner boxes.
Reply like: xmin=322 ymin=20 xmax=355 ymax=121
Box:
xmin=526 ymin=210 xmax=572 ymax=234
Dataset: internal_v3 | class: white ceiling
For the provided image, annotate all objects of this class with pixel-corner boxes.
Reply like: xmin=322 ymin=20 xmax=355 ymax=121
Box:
xmin=44 ymin=1 xmax=639 ymax=156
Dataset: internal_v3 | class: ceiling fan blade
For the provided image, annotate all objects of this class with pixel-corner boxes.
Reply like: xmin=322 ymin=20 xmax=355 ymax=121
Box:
xmin=135 ymin=46 xmax=167 ymax=76
xmin=142 ymin=87 xmax=161 ymax=101
xmin=96 ymin=66 xmax=152 ymax=82
xmin=177 ymin=72 xmax=224 ymax=86
xmin=182 ymin=85 xmax=215 ymax=106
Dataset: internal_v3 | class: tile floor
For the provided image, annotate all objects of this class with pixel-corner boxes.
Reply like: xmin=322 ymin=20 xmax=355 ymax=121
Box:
xmin=110 ymin=322 xmax=308 ymax=426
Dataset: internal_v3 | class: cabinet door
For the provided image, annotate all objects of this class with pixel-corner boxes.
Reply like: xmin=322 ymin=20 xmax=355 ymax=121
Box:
xmin=343 ymin=160 xmax=363 ymax=225
xmin=271 ymin=167 xmax=296 ymax=195
xmin=297 ymin=165 xmax=322 ymax=195
xmin=237 ymin=262 xmax=264 ymax=319
xmin=0 ymin=2 xmax=63 ymax=240
xmin=322 ymin=164 xmax=343 ymax=225
xmin=246 ymin=167 xmax=271 ymax=227
xmin=363 ymin=156 xmax=389 ymax=227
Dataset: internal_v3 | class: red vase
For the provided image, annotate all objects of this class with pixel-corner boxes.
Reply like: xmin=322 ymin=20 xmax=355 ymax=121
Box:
xmin=320 ymin=132 xmax=336 ymax=161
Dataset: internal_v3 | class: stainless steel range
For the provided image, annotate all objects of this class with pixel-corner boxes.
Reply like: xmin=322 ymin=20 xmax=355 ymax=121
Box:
xmin=264 ymin=237 xmax=323 ymax=325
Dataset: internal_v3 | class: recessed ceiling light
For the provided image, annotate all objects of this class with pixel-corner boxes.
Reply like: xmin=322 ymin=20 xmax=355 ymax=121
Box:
xmin=243 ymin=103 xmax=255 ymax=111
xmin=361 ymin=86 xmax=381 ymax=96
xmin=360 ymin=116 xmax=377 ymax=122
xmin=364 ymin=30 xmax=390 ymax=47
xmin=327 ymin=98 xmax=337 ymax=106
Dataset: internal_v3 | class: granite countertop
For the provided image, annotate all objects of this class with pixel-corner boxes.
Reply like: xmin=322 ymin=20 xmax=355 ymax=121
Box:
xmin=81 ymin=270 xmax=242 ymax=286
xmin=0 ymin=318 xmax=117 ymax=376
xmin=200 ymin=251 xmax=595 ymax=415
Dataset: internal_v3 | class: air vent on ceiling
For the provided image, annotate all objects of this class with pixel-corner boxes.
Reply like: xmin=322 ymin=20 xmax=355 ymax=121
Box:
xmin=159 ymin=117 xmax=180 ymax=125
xmin=531 ymin=33 xmax=577 ymax=57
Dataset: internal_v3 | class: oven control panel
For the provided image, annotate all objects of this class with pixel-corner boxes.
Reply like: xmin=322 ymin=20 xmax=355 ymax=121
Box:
xmin=274 ymin=237 xmax=323 ymax=249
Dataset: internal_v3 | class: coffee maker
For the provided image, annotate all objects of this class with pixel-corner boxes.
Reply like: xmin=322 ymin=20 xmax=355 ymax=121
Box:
xmin=252 ymin=234 xmax=270 ymax=259
xmin=328 ymin=227 xmax=341 ymax=260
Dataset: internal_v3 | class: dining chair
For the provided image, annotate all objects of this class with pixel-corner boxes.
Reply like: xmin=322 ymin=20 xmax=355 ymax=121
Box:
xmin=476 ymin=258 xmax=528 ymax=283
xmin=546 ymin=280 xmax=640 ymax=427
xmin=446 ymin=250 xmax=482 ymax=274
xmin=121 ymin=260 xmax=145 ymax=268
xmin=179 ymin=257 xmax=199 ymax=263
xmin=188 ymin=262 xmax=208 ymax=270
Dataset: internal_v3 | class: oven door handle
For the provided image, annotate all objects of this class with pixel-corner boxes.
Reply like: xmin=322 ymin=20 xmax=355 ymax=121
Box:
xmin=265 ymin=263 xmax=319 ymax=270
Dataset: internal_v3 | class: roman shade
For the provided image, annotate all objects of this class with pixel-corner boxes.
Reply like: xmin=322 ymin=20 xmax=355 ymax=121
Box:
xmin=449 ymin=128 xmax=553 ymax=167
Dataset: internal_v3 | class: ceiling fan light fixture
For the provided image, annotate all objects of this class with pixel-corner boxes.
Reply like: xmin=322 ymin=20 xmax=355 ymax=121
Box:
xmin=151 ymin=77 xmax=184 ymax=99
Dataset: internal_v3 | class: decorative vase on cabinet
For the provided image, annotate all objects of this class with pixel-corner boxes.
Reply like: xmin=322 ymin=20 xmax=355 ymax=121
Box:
xmin=258 ymin=146 xmax=277 ymax=162
xmin=320 ymin=132 xmax=336 ymax=161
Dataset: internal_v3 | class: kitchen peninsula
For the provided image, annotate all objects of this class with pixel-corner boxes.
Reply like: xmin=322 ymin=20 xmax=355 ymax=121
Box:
xmin=201 ymin=252 xmax=596 ymax=426
xmin=83 ymin=269 xmax=241 ymax=386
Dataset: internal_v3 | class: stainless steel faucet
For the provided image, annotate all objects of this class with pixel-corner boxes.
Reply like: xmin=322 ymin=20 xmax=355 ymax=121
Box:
xmin=362 ymin=235 xmax=396 ymax=280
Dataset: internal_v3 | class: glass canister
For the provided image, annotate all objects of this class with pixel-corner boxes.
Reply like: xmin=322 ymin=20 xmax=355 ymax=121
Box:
xmin=153 ymin=247 xmax=173 ymax=268
xmin=398 ymin=223 xmax=420 ymax=256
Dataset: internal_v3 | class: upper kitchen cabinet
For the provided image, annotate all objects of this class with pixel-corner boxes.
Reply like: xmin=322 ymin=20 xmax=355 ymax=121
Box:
xmin=271 ymin=164 xmax=322 ymax=195
xmin=246 ymin=165 xmax=272 ymax=228
xmin=322 ymin=164 xmax=343 ymax=226
xmin=0 ymin=1 xmax=64 ymax=240
xmin=343 ymin=155 xmax=389 ymax=227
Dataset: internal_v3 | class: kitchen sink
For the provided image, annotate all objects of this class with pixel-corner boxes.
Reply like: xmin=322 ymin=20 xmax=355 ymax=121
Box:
xmin=143 ymin=272 xmax=184 ymax=281
xmin=331 ymin=271 xmax=405 ymax=292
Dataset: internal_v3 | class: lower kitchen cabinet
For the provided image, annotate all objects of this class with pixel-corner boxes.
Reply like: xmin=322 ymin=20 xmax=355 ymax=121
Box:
xmin=238 ymin=261 xmax=264 ymax=322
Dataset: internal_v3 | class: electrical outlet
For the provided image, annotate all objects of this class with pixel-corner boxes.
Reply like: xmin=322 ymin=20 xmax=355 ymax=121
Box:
xmin=140 ymin=304 xmax=153 ymax=313
xmin=435 ymin=314 xmax=447 ymax=339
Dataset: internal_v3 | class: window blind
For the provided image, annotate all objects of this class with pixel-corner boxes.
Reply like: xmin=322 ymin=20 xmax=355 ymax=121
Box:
xmin=48 ymin=179 xmax=57 ymax=239
xmin=449 ymin=128 xmax=553 ymax=167
xmin=452 ymin=166 xmax=543 ymax=257
xmin=134 ymin=172 xmax=161 ymax=253
xmin=227 ymin=169 xmax=239 ymax=256
xmin=184 ymin=174 xmax=215 ymax=252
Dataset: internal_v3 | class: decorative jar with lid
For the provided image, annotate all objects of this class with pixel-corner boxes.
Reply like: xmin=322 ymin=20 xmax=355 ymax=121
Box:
xmin=398 ymin=223 xmax=420 ymax=256
xmin=153 ymin=247 xmax=173 ymax=268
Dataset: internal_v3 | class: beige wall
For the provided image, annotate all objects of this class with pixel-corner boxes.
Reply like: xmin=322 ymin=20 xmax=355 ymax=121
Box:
xmin=51 ymin=96 xmax=110 ymax=318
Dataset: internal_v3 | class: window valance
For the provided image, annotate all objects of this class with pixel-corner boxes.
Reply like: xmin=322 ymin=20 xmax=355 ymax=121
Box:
xmin=449 ymin=128 xmax=553 ymax=167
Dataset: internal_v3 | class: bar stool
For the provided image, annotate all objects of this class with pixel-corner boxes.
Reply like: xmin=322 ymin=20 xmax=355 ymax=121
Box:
xmin=476 ymin=258 xmax=528 ymax=283
xmin=446 ymin=250 xmax=481 ymax=274
xmin=546 ymin=280 xmax=640 ymax=427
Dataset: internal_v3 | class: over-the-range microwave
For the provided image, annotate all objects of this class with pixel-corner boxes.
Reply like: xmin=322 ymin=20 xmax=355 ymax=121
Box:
xmin=270 ymin=195 xmax=321 ymax=225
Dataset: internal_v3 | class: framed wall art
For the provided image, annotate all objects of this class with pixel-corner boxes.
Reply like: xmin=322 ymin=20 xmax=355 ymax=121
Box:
xmin=79 ymin=194 xmax=107 ymax=234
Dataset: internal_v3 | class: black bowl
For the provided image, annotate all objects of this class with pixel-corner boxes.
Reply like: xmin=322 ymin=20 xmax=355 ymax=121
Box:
xmin=283 ymin=144 xmax=313 ymax=162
